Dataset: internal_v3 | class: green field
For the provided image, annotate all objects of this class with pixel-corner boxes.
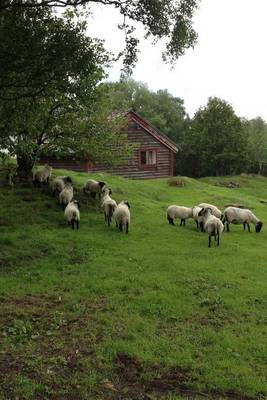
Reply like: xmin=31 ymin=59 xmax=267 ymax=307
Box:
xmin=0 ymin=170 xmax=267 ymax=400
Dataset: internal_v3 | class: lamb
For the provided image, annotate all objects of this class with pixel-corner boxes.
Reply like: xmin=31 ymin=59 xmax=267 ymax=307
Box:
xmin=192 ymin=206 xmax=204 ymax=231
xmin=59 ymin=183 xmax=73 ymax=209
xmin=222 ymin=207 xmax=263 ymax=233
xmin=114 ymin=201 xmax=130 ymax=233
xmin=101 ymin=187 xmax=117 ymax=227
xmin=50 ymin=176 xmax=73 ymax=196
xmin=197 ymin=203 xmax=222 ymax=219
xmin=33 ymin=164 xmax=52 ymax=186
xmin=198 ymin=207 xmax=224 ymax=247
xmin=167 ymin=205 xmax=193 ymax=226
xmin=83 ymin=179 xmax=106 ymax=199
xmin=64 ymin=200 xmax=80 ymax=229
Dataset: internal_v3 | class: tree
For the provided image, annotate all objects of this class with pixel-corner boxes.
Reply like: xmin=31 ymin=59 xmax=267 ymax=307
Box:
xmin=0 ymin=0 xmax=199 ymax=75
xmin=243 ymin=117 xmax=267 ymax=175
xmin=0 ymin=8 xmax=129 ymax=181
xmin=188 ymin=97 xmax=248 ymax=177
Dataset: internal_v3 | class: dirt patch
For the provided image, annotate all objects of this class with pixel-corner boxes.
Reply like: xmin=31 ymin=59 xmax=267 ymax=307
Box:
xmin=112 ymin=353 xmax=261 ymax=400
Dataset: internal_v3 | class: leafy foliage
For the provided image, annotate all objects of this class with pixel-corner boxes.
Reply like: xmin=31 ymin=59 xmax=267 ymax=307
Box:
xmin=0 ymin=8 xmax=130 ymax=180
xmin=243 ymin=117 xmax=267 ymax=174
xmin=0 ymin=0 xmax=200 ymax=75
xmin=187 ymin=97 xmax=248 ymax=177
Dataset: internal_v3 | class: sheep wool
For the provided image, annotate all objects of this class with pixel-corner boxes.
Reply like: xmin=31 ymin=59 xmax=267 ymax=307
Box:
xmin=192 ymin=206 xmax=204 ymax=231
xmin=198 ymin=207 xmax=224 ymax=247
xmin=101 ymin=188 xmax=117 ymax=227
xmin=114 ymin=201 xmax=130 ymax=234
xmin=59 ymin=183 xmax=73 ymax=209
xmin=167 ymin=205 xmax=193 ymax=226
xmin=83 ymin=179 xmax=106 ymax=199
xmin=223 ymin=207 xmax=263 ymax=233
xmin=64 ymin=200 xmax=80 ymax=229
xmin=50 ymin=176 xmax=72 ymax=196
xmin=197 ymin=203 xmax=222 ymax=219
xmin=33 ymin=165 xmax=52 ymax=185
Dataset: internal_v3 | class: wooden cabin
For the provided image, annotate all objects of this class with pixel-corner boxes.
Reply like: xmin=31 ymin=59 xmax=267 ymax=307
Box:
xmin=43 ymin=111 xmax=178 ymax=179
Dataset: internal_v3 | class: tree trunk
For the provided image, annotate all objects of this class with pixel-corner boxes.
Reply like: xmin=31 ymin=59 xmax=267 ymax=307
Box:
xmin=16 ymin=154 xmax=35 ymax=184
xmin=258 ymin=161 xmax=263 ymax=175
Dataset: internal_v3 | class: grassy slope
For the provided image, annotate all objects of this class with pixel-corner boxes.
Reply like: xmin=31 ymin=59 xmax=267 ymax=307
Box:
xmin=0 ymin=171 xmax=267 ymax=400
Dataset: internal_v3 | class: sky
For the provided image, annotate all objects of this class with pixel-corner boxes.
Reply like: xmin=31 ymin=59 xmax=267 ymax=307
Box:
xmin=87 ymin=0 xmax=267 ymax=120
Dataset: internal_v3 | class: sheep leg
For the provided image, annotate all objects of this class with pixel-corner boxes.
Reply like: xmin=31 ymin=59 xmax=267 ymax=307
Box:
xmin=180 ymin=219 xmax=185 ymax=226
xmin=243 ymin=223 xmax=246 ymax=231
xmin=247 ymin=223 xmax=250 ymax=232
xmin=76 ymin=220 xmax=79 ymax=230
xmin=200 ymin=221 xmax=204 ymax=232
xmin=196 ymin=221 xmax=199 ymax=230
xmin=217 ymin=235 xmax=220 ymax=246
xmin=208 ymin=236 xmax=211 ymax=248
xmin=126 ymin=222 xmax=129 ymax=234
xmin=167 ymin=215 xmax=175 ymax=225
xmin=71 ymin=220 xmax=75 ymax=230
xmin=107 ymin=217 xmax=111 ymax=227
xmin=119 ymin=222 xmax=123 ymax=232
xmin=226 ymin=223 xmax=230 ymax=232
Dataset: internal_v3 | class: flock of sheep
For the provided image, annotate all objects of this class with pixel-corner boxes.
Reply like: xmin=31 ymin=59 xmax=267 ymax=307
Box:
xmin=167 ymin=202 xmax=263 ymax=247
xmin=32 ymin=164 xmax=263 ymax=246
xmin=32 ymin=164 xmax=131 ymax=233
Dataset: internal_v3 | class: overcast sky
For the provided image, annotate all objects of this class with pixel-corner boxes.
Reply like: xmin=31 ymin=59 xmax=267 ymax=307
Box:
xmin=87 ymin=0 xmax=267 ymax=121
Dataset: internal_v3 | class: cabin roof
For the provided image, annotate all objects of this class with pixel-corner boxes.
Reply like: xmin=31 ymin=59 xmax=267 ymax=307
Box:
xmin=127 ymin=110 xmax=178 ymax=154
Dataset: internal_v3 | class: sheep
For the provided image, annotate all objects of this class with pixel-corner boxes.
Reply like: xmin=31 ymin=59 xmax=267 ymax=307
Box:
xmin=222 ymin=207 xmax=263 ymax=233
xmin=114 ymin=201 xmax=130 ymax=233
xmin=64 ymin=200 xmax=80 ymax=229
xmin=166 ymin=205 xmax=193 ymax=226
xmin=198 ymin=207 xmax=224 ymax=247
xmin=50 ymin=176 xmax=73 ymax=196
xmin=33 ymin=164 xmax=52 ymax=186
xmin=192 ymin=206 xmax=204 ymax=231
xmin=59 ymin=183 xmax=73 ymax=209
xmin=101 ymin=187 xmax=117 ymax=227
xmin=83 ymin=179 xmax=106 ymax=199
xmin=197 ymin=203 xmax=222 ymax=219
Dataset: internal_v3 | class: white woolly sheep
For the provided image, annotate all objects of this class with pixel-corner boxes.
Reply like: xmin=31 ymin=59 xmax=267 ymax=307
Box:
xmin=64 ymin=200 xmax=80 ymax=229
xmin=222 ymin=207 xmax=263 ymax=233
xmin=50 ymin=176 xmax=73 ymax=196
xmin=167 ymin=205 xmax=193 ymax=226
xmin=59 ymin=183 xmax=73 ymax=209
xmin=33 ymin=164 xmax=52 ymax=186
xmin=192 ymin=206 xmax=204 ymax=231
xmin=114 ymin=201 xmax=130 ymax=234
xmin=198 ymin=207 xmax=224 ymax=247
xmin=101 ymin=188 xmax=117 ymax=227
xmin=83 ymin=179 xmax=106 ymax=199
xmin=197 ymin=203 xmax=222 ymax=219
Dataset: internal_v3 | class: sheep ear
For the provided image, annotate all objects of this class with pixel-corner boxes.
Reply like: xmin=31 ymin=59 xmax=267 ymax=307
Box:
xmin=99 ymin=181 xmax=105 ymax=188
xmin=126 ymin=201 xmax=130 ymax=209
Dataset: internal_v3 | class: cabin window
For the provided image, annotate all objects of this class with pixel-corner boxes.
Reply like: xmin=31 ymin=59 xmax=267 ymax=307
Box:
xmin=140 ymin=149 xmax=157 ymax=167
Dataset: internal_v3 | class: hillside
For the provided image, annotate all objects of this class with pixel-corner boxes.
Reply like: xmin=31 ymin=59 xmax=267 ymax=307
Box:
xmin=0 ymin=171 xmax=267 ymax=400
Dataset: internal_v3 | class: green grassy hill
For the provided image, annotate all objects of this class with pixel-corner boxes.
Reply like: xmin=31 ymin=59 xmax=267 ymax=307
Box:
xmin=0 ymin=171 xmax=267 ymax=400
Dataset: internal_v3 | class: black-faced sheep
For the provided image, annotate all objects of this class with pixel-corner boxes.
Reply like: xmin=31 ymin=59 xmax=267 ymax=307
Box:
xmin=222 ymin=207 xmax=263 ymax=233
xmin=50 ymin=176 xmax=73 ymax=196
xmin=33 ymin=164 xmax=52 ymax=186
xmin=197 ymin=203 xmax=222 ymax=219
xmin=83 ymin=179 xmax=106 ymax=199
xmin=114 ymin=201 xmax=130 ymax=233
xmin=64 ymin=200 xmax=80 ymax=229
xmin=59 ymin=183 xmax=73 ymax=209
xmin=167 ymin=205 xmax=193 ymax=226
xmin=101 ymin=187 xmax=117 ymax=227
xmin=198 ymin=207 xmax=224 ymax=247
xmin=192 ymin=206 xmax=204 ymax=231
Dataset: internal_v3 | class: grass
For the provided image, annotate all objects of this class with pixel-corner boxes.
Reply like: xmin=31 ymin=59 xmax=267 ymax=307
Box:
xmin=0 ymin=170 xmax=267 ymax=399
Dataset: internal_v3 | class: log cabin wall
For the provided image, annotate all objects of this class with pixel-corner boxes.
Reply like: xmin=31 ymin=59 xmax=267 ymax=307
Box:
xmin=41 ymin=111 xmax=178 ymax=179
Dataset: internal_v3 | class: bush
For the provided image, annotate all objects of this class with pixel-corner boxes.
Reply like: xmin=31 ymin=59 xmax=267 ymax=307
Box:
xmin=167 ymin=176 xmax=186 ymax=187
